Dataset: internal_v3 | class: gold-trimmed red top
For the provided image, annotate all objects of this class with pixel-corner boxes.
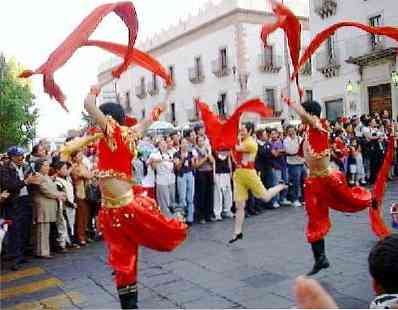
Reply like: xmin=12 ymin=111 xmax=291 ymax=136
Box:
xmin=303 ymin=120 xmax=330 ymax=159
xmin=96 ymin=116 xmax=138 ymax=182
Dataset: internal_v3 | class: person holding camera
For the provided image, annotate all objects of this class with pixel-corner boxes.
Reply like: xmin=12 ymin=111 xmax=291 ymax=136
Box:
xmin=0 ymin=146 xmax=41 ymax=270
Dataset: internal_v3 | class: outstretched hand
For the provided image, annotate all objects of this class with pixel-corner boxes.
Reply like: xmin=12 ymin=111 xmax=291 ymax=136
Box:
xmin=294 ymin=276 xmax=338 ymax=309
xmin=281 ymin=95 xmax=294 ymax=107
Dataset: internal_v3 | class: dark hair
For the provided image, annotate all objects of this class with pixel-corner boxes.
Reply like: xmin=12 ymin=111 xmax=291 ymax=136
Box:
xmin=243 ymin=122 xmax=255 ymax=135
xmin=35 ymin=159 xmax=48 ymax=173
xmin=368 ymin=234 xmax=398 ymax=294
xmin=286 ymin=125 xmax=295 ymax=131
xmin=52 ymin=160 xmax=67 ymax=172
xmin=256 ymin=129 xmax=265 ymax=139
xmin=302 ymin=100 xmax=322 ymax=117
xmin=183 ymin=130 xmax=192 ymax=138
xmin=31 ymin=144 xmax=42 ymax=156
xmin=99 ymin=102 xmax=126 ymax=125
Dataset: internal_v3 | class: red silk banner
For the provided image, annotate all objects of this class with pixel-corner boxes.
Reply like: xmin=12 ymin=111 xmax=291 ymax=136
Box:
xmin=197 ymin=98 xmax=273 ymax=151
xmin=19 ymin=2 xmax=138 ymax=111
xmin=84 ymin=40 xmax=172 ymax=86
xmin=369 ymin=135 xmax=395 ymax=239
xmin=261 ymin=0 xmax=302 ymax=97
xmin=292 ymin=22 xmax=398 ymax=79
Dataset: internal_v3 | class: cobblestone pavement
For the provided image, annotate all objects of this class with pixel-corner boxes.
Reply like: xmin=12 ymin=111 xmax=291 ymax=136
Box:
xmin=1 ymin=181 xmax=397 ymax=309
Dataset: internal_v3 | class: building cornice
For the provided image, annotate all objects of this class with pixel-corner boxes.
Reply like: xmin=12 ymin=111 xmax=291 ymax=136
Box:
xmin=142 ymin=8 xmax=308 ymax=57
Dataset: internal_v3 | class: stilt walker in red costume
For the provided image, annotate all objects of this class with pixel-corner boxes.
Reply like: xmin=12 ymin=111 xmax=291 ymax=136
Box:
xmin=84 ymin=80 xmax=187 ymax=309
xmin=281 ymin=96 xmax=391 ymax=276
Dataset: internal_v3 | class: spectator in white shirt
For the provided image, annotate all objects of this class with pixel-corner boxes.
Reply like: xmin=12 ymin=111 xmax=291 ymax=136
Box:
xmin=149 ymin=141 xmax=174 ymax=217
xmin=283 ymin=126 xmax=306 ymax=208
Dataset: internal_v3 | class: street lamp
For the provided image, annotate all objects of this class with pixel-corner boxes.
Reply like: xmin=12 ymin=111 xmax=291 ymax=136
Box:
xmin=391 ymin=71 xmax=398 ymax=87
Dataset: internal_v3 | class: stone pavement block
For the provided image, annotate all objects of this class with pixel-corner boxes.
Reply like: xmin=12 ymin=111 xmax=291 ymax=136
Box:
xmin=141 ymin=272 xmax=182 ymax=289
xmin=182 ymin=293 xmax=239 ymax=309
xmin=139 ymin=295 xmax=178 ymax=309
xmin=333 ymin=294 xmax=369 ymax=309
xmin=214 ymin=284 xmax=271 ymax=304
xmin=200 ymin=277 xmax=246 ymax=293
xmin=240 ymin=292 xmax=293 ymax=309
xmin=242 ymin=271 xmax=287 ymax=289
xmin=220 ymin=265 xmax=265 ymax=281
xmin=166 ymin=286 xmax=211 ymax=305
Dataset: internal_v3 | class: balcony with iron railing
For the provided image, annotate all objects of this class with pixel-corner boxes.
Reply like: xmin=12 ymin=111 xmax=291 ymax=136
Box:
xmin=135 ymin=85 xmax=147 ymax=99
xmin=316 ymin=48 xmax=340 ymax=78
xmin=345 ymin=34 xmax=397 ymax=66
xmin=314 ymin=0 xmax=337 ymax=19
xmin=147 ymin=81 xmax=159 ymax=96
xmin=258 ymin=53 xmax=282 ymax=73
xmin=211 ymin=58 xmax=231 ymax=78
xmin=188 ymin=67 xmax=205 ymax=84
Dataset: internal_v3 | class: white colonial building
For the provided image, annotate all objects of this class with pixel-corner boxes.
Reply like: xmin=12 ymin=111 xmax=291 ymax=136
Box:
xmin=310 ymin=0 xmax=398 ymax=120
xmin=97 ymin=0 xmax=311 ymax=126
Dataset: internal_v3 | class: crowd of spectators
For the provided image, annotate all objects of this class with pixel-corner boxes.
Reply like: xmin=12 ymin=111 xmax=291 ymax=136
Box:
xmin=0 ymin=110 xmax=397 ymax=273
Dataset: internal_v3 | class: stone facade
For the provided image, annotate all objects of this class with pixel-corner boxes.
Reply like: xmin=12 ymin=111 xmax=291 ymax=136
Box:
xmin=310 ymin=0 xmax=398 ymax=120
xmin=97 ymin=0 xmax=311 ymax=126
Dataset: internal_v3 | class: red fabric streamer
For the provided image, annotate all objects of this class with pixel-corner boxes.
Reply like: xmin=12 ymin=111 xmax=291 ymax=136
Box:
xmin=19 ymin=2 xmax=139 ymax=110
xmin=84 ymin=40 xmax=172 ymax=86
xmin=292 ymin=22 xmax=398 ymax=79
xmin=124 ymin=116 xmax=138 ymax=127
xmin=369 ymin=135 xmax=395 ymax=239
xmin=261 ymin=0 xmax=302 ymax=97
xmin=197 ymin=98 xmax=273 ymax=151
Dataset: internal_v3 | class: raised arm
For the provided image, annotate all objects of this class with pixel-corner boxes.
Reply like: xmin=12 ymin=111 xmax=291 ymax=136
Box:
xmin=132 ymin=87 xmax=171 ymax=135
xmin=84 ymin=74 xmax=115 ymax=131
xmin=281 ymin=96 xmax=318 ymax=127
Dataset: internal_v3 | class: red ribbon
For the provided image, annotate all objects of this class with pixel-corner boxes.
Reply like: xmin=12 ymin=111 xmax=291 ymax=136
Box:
xmin=261 ymin=0 xmax=302 ymax=98
xmin=196 ymin=98 xmax=273 ymax=151
xmin=292 ymin=22 xmax=398 ymax=79
xmin=19 ymin=2 xmax=139 ymax=111
xmin=369 ymin=135 xmax=395 ymax=239
xmin=84 ymin=40 xmax=172 ymax=86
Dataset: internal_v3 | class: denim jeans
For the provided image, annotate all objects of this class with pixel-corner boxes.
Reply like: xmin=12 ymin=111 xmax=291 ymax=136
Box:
xmin=288 ymin=164 xmax=306 ymax=202
xmin=177 ymin=172 xmax=195 ymax=223
xmin=272 ymin=167 xmax=288 ymax=203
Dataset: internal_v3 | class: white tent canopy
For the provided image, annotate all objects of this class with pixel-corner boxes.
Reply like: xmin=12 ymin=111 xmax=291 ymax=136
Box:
xmin=148 ymin=121 xmax=176 ymax=131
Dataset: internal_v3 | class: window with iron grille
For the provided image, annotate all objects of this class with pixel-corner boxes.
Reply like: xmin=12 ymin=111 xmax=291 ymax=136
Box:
xmin=140 ymin=77 xmax=145 ymax=93
xmin=369 ymin=14 xmax=383 ymax=47
xmin=264 ymin=46 xmax=273 ymax=66
xmin=152 ymin=73 xmax=158 ymax=91
xmin=217 ymin=93 xmax=227 ymax=118
xmin=264 ymin=88 xmax=275 ymax=110
xmin=125 ymin=91 xmax=131 ymax=112
xmin=326 ymin=35 xmax=336 ymax=59
xmin=195 ymin=56 xmax=202 ymax=77
xmin=220 ymin=48 xmax=227 ymax=70
xmin=305 ymin=90 xmax=313 ymax=102
xmin=168 ymin=65 xmax=175 ymax=82
xmin=171 ymin=102 xmax=176 ymax=123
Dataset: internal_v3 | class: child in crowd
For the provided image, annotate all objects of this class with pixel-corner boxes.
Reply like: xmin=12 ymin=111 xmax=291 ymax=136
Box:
xmin=53 ymin=161 xmax=79 ymax=249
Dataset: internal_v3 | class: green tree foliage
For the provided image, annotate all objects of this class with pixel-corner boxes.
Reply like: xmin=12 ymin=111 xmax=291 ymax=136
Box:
xmin=0 ymin=55 xmax=38 ymax=152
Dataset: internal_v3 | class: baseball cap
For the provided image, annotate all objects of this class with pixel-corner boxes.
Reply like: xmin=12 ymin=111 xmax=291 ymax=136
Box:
xmin=7 ymin=146 xmax=25 ymax=157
